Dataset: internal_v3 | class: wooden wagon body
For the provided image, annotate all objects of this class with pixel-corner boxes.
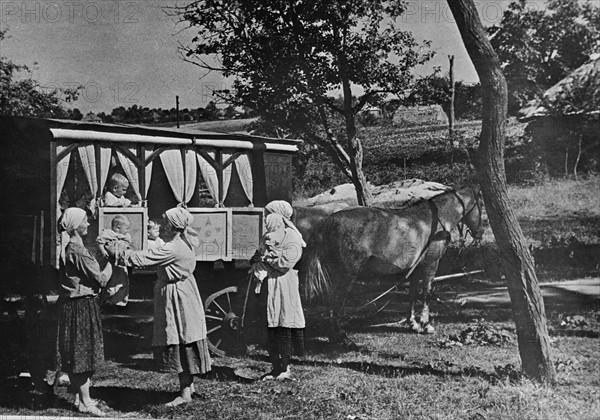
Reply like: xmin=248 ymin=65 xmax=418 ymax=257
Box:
xmin=0 ymin=115 xmax=300 ymax=298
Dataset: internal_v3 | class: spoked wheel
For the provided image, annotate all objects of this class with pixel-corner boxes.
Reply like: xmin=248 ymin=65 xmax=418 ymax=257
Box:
xmin=204 ymin=286 xmax=243 ymax=357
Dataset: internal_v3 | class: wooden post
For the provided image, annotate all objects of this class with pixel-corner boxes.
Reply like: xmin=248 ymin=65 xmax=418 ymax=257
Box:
xmin=94 ymin=143 xmax=102 ymax=205
xmin=137 ymin=144 xmax=146 ymax=205
xmin=181 ymin=147 xmax=187 ymax=205
xmin=216 ymin=149 xmax=223 ymax=207
xmin=176 ymin=95 xmax=180 ymax=129
xmin=31 ymin=215 xmax=38 ymax=264
xmin=49 ymin=141 xmax=57 ymax=267
xmin=449 ymin=55 xmax=455 ymax=144
xmin=39 ymin=211 xmax=44 ymax=266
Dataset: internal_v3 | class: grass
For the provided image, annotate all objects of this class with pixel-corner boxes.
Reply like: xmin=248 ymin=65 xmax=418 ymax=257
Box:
xmin=2 ymin=276 xmax=599 ymax=419
xmin=479 ymin=175 xmax=600 ymax=248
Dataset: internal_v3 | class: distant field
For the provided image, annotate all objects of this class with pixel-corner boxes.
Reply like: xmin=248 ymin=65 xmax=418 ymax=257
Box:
xmin=181 ymin=118 xmax=258 ymax=133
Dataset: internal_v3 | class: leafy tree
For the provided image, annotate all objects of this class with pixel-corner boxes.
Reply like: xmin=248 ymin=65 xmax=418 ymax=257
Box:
xmin=224 ymin=104 xmax=238 ymax=119
xmin=0 ymin=29 xmax=81 ymax=118
xmin=204 ymin=101 xmax=220 ymax=121
xmin=171 ymin=0 xmax=433 ymax=205
xmin=405 ymin=72 xmax=482 ymax=120
xmin=68 ymin=108 xmax=84 ymax=121
xmin=488 ymin=0 xmax=600 ymax=115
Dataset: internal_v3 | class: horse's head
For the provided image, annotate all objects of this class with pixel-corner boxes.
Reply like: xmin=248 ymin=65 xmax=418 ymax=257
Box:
xmin=459 ymin=186 xmax=484 ymax=244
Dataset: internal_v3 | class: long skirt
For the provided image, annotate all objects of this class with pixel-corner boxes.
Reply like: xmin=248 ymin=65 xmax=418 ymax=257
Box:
xmin=268 ymin=327 xmax=305 ymax=358
xmin=55 ymin=296 xmax=104 ymax=374
xmin=153 ymin=339 xmax=211 ymax=375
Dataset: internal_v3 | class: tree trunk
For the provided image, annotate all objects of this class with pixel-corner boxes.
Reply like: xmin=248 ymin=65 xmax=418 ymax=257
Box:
xmin=337 ymin=30 xmax=372 ymax=207
xmin=447 ymin=0 xmax=556 ymax=384
xmin=449 ymin=55 xmax=455 ymax=142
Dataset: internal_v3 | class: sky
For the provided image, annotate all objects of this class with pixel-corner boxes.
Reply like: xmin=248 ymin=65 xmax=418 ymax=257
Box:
xmin=0 ymin=0 xmax=552 ymax=115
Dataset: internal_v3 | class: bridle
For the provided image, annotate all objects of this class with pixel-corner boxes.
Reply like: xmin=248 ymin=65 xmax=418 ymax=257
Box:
xmin=452 ymin=187 xmax=483 ymax=247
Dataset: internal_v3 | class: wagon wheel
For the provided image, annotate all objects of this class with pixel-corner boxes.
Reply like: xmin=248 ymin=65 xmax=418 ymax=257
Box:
xmin=204 ymin=286 xmax=243 ymax=357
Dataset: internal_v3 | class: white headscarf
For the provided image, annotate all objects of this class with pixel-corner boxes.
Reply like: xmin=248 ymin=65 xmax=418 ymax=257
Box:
xmin=58 ymin=207 xmax=87 ymax=263
xmin=165 ymin=207 xmax=199 ymax=250
xmin=264 ymin=200 xmax=306 ymax=247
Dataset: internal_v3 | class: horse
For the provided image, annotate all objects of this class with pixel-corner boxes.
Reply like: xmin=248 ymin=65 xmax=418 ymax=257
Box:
xmin=294 ymin=202 xmax=351 ymax=245
xmin=302 ymin=186 xmax=484 ymax=343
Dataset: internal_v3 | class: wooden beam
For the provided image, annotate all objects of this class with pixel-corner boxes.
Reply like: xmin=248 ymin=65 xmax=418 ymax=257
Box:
xmin=223 ymin=151 xmax=245 ymax=169
xmin=56 ymin=143 xmax=78 ymax=162
xmin=115 ymin=144 xmax=142 ymax=167
xmin=196 ymin=149 xmax=219 ymax=170
xmin=144 ymin=146 xmax=169 ymax=165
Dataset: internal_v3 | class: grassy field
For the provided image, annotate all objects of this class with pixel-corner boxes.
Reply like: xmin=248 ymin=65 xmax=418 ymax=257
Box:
xmin=2 ymin=281 xmax=598 ymax=420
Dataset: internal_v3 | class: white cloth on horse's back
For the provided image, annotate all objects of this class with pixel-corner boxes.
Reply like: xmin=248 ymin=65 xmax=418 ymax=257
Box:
xmin=300 ymin=179 xmax=451 ymax=208
xmin=375 ymin=179 xmax=451 ymax=208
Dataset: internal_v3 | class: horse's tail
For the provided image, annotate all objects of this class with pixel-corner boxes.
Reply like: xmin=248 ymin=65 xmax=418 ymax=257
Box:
xmin=302 ymin=216 xmax=334 ymax=303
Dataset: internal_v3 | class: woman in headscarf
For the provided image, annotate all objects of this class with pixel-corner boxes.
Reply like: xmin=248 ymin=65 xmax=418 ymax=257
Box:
xmin=253 ymin=200 xmax=306 ymax=380
xmin=106 ymin=207 xmax=211 ymax=407
xmin=56 ymin=207 xmax=113 ymax=417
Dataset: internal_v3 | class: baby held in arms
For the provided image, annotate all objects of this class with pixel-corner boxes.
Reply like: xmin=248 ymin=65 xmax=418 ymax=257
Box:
xmin=250 ymin=213 xmax=286 ymax=294
xmin=97 ymin=215 xmax=132 ymax=306
xmin=147 ymin=219 xmax=165 ymax=251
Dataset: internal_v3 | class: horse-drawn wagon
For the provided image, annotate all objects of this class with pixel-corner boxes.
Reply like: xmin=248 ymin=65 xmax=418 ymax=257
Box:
xmin=0 ymin=115 xmax=302 ymax=357
xmin=1 ymin=115 xmax=485 ymax=361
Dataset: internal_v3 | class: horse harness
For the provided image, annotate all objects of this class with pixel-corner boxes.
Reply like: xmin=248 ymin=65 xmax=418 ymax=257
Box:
xmin=452 ymin=187 xmax=483 ymax=245
xmin=350 ymin=188 xmax=482 ymax=313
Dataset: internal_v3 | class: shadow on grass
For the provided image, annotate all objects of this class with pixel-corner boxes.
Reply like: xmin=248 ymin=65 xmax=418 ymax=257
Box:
xmin=91 ymin=386 xmax=175 ymax=412
xmin=295 ymin=358 xmax=518 ymax=384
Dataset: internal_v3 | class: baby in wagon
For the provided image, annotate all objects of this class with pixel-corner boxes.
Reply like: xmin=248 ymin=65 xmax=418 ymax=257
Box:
xmin=97 ymin=214 xmax=132 ymax=306
xmin=249 ymin=213 xmax=286 ymax=294
xmin=103 ymin=173 xmax=132 ymax=207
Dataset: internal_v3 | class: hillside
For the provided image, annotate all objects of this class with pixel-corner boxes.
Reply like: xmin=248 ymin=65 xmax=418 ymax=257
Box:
xmin=294 ymin=118 xmax=532 ymax=198
xmin=147 ymin=118 xmax=259 ymax=133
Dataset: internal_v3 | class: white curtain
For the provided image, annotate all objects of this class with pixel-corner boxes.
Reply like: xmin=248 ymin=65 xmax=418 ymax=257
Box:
xmin=78 ymin=145 xmax=97 ymax=199
xmin=78 ymin=144 xmax=111 ymax=213
xmin=117 ymin=146 xmax=141 ymax=201
xmin=160 ymin=148 xmax=197 ymax=204
xmin=234 ymin=153 xmax=253 ymax=206
xmin=99 ymin=146 xmax=111 ymax=196
xmin=144 ymin=146 xmax=153 ymax=198
xmin=56 ymin=142 xmax=72 ymax=216
xmin=221 ymin=152 xmax=233 ymax=205
xmin=196 ymin=151 xmax=219 ymax=204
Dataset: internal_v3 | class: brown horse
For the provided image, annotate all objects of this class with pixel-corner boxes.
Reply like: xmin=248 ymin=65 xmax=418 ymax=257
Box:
xmin=302 ymin=186 xmax=484 ymax=341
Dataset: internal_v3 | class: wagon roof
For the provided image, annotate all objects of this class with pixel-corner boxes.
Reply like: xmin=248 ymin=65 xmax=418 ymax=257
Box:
xmin=6 ymin=116 xmax=302 ymax=152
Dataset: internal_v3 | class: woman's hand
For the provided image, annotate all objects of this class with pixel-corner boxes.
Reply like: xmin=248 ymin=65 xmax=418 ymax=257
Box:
xmin=249 ymin=249 xmax=262 ymax=265
xmin=104 ymin=242 xmax=118 ymax=259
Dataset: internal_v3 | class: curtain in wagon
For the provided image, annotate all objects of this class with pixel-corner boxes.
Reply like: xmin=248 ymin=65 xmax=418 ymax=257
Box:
xmin=144 ymin=146 xmax=153 ymax=198
xmin=117 ymin=145 xmax=154 ymax=202
xmin=234 ymin=153 xmax=253 ymax=206
xmin=159 ymin=148 xmax=197 ymax=205
xmin=117 ymin=146 xmax=141 ymax=201
xmin=78 ymin=144 xmax=111 ymax=213
xmin=221 ymin=152 xmax=233 ymax=204
xmin=56 ymin=142 xmax=72 ymax=216
xmin=196 ymin=151 xmax=219 ymax=204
